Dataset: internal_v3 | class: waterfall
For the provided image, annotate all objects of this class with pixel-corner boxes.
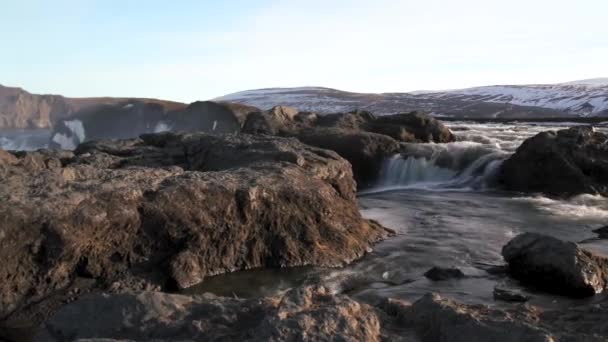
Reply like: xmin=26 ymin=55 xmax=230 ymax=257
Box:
xmin=377 ymin=141 xmax=509 ymax=191
xmin=51 ymin=119 xmax=85 ymax=150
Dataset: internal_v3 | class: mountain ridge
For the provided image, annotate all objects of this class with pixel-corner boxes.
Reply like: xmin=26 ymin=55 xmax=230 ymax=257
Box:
xmin=0 ymin=84 xmax=185 ymax=129
xmin=216 ymin=79 xmax=608 ymax=118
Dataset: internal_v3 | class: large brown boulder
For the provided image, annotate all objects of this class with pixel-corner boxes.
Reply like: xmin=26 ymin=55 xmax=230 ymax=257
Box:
xmin=0 ymin=132 xmax=388 ymax=323
xmin=295 ymin=128 xmax=401 ymax=187
xmin=364 ymin=111 xmax=455 ymax=143
xmin=502 ymin=233 xmax=608 ymax=297
xmin=35 ymin=286 xmax=382 ymax=342
xmin=499 ymin=126 xmax=608 ymax=197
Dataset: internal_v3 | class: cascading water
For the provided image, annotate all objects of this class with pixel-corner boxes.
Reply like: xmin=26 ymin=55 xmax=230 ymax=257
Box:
xmin=377 ymin=141 xmax=509 ymax=190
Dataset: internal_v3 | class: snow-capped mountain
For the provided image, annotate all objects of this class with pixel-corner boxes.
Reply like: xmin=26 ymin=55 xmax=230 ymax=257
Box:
xmin=215 ymin=79 xmax=608 ymax=118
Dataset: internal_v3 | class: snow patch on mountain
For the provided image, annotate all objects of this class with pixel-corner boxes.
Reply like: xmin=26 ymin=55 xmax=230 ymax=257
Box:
xmin=430 ymin=82 xmax=608 ymax=116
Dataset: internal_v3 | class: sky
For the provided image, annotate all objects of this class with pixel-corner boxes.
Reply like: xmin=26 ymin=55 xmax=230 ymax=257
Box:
xmin=1 ymin=0 xmax=607 ymax=102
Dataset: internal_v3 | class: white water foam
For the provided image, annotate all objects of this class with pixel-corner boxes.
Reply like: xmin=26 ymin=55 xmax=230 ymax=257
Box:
xmin=51 ymin=132 xmax=78 ymax=150
xmin=64 ymin=120 xmax=85 ymax=143
xmin=513 ymin=194 xmax=608 ymax=220
xmin=51 ymin=119 xmax=86 ymax=150
xmin=376 ymin=141 xmax=508 ymax=191
xmin=154 ymin=121 xmax=172 ymax=133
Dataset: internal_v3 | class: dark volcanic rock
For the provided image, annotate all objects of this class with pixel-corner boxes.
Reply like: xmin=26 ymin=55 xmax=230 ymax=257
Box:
xmin=499 ymin=126 xmax=608 ymax=197
xmin=241 ymin=105 xmax=314 ymax=135
xmin=169 ymin=100 xmax=260 ymax=133
xmin=32 ymin=285 xmax=608 ymax=342
xmin=0 ymin=132 xmax=388 ymax=323
xmin=295 ymin=128 xmax=401 ymax=187
xmin=35 ymin=286 xmax=383 ymax=342
xmin=502 ymin=233 xmax=608 ymax=297
xmin=385 ymin=292 xmax=608 ymax=342
xmin=423 ymin=266 xmax=465 ymax=281
xmin=593 ymin=225 xmax=608 ymax=239
xmin=365 ymin=111 xmax=455 ymax=143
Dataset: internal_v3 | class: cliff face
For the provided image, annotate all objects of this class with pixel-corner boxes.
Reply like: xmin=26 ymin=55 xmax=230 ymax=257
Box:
xmin=0 ymin=84 xmax=184 ymax=129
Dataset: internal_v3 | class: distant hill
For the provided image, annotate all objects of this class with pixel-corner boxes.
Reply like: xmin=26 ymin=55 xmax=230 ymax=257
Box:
xmin=3 ymin=78 xmax=607 ymax=129
xmin=216 ymin=79 xmax=608 ymax=118
xmin=0 ymin=84 xmax=185 ymax=129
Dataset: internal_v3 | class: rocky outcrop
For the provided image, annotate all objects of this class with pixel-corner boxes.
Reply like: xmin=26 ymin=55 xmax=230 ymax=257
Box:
xmin=35 ymin=286 xmax=608 ymax=342
xmin=242 ymin=108 xmax=453 ymax=186
xmin=242 ymin=105 xmax=316 ymax=135
xmin=0 ymin=132 xmax=388 ymax=323
xmin=168 ymin=101 xmax=260 ymax=133
xmin=296 ymin=128 xmax=401 ymax=187
xmin=502 ymin=233 xmax=608 ymax=297
xmin=499 ymin=126 xmax=608 ymax=197
xmin=364 ymin=111 xmax=455 ymax=143
xmin=35 ymin=286 xmax=382 ymax=342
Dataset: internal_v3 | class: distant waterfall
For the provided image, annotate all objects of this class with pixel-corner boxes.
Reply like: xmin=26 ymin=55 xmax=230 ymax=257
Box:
xmin=51 ymin=119 xmax=86 ymax=150
xmin=378 ymin=142 xmax=509 ymax=190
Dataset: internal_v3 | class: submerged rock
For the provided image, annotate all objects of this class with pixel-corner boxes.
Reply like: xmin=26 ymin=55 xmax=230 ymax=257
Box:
xmin=423 ymin=266 xmax=465 ymax=281
xmin=35 ymin=286 xmax=383 ymax=342
xmin=502 ymin=233 xmax=608 ymax=297
xmin=499 ymin=126 xmax=608 ymax=197
xmin=0 ymin=132 xmax=388 ymax=322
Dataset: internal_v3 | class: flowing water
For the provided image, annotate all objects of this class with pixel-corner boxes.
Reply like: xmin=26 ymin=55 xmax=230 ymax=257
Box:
xmin=188 ymin=121 xmax=608 ymax=310
xmin=0 ymin=129 xmax=50 ymax=151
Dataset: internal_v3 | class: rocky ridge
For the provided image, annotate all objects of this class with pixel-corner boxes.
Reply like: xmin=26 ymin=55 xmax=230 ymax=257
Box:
xmin=0 ymin=132 xmax=389 ymax=328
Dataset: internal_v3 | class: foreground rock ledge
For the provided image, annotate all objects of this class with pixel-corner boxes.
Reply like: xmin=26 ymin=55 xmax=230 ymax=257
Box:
xmin=35 ymin=287 xmax=608 ymax=342
xmin=0 ymin=132 xmax=388 ymax=321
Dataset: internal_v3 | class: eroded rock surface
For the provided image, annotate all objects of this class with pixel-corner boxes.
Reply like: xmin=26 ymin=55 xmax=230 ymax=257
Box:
xmin=0 ymin=132 xmax=388 ymax=323
xmin=35 ymin=286 xmax=382 ymax=342
xmin=385 ymin=292 xmax=608 ymax=342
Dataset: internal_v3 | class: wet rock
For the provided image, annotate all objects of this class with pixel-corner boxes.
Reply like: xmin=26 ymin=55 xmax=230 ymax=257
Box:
xmin=365 ymin=111 xmax=455 ymax=143
xmin=0 ymin=132 xmax=388 ymax=322
xmin=423 ymin=266 xmax=465 ymax=281
xmin=35 ymin=286 xmax=383 ymax=342
xmin=295 ymin=128 xmax=401 ymax=187
xmin=593 ymin=225 xmax=608 ymax=239
xmin=499 ymin=126 xmax=608 ymax=197
xmin=385 ymin=292 xmax=608 ymax=341
xmin=502 ymin=233 xmax=608 ymax=297
xmin=493 ymin=285 xmax=530 ymax=303
xmin=388 ymin=293 xmax=551 ymax=342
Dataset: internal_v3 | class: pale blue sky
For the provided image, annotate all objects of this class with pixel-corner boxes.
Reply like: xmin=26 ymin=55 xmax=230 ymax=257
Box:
xmin=2 ymin=0 xmax=607 ymax=102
